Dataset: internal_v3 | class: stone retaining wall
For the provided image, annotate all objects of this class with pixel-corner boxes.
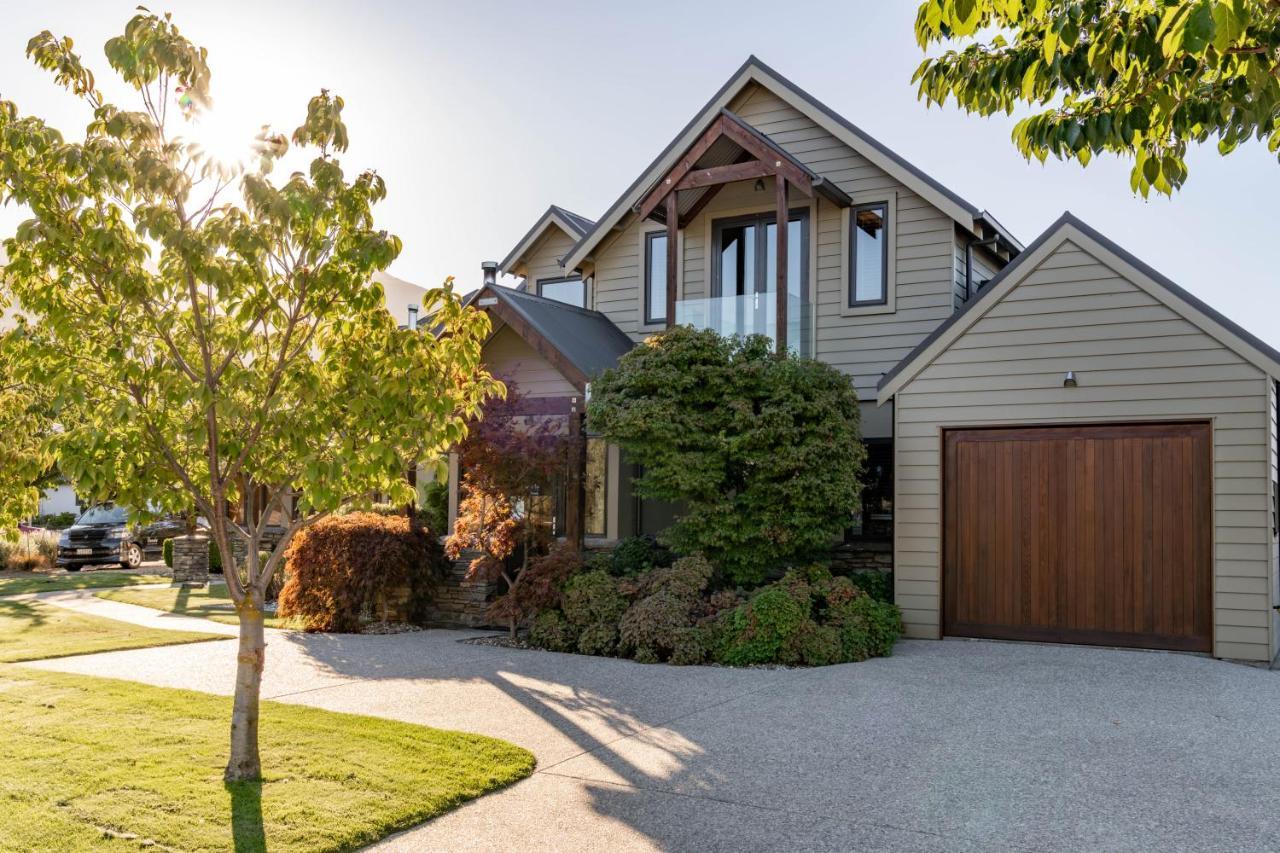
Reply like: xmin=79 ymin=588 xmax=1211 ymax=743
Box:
xmin=421 ymin=553 xmax=495 ymax=628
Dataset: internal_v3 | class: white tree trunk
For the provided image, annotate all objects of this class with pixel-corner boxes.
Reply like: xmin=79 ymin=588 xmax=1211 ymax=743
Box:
xmin=225 ymin=585 xmax=266 ymax=781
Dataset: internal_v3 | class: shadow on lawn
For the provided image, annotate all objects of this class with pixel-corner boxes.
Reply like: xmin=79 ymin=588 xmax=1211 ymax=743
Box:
xmin=227 ymin=779 xmax=266 ymax=853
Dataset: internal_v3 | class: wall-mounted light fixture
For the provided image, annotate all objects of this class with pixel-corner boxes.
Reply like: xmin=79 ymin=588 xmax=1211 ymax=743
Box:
xmin=753 ymin=178 xmax=766 ymax=192
xmin=1063 ymin=371 xmax=1078 ymax=388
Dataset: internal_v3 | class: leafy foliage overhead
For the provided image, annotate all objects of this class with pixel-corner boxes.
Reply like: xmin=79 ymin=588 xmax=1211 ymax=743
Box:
xmin=588 ymin=327 xmax=866 ymax=586
xmin=913 ymin=0 xmax=1280 ymax=196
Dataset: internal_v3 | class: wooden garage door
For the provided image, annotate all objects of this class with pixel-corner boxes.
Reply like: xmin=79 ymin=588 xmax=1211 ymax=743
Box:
xmin=943 ymin=423 xmax=1212 ymax=652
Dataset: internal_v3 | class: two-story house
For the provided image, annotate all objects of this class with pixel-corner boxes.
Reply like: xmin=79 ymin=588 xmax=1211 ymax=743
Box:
xmin=446 ymin=57 xmax=1280 ymax=664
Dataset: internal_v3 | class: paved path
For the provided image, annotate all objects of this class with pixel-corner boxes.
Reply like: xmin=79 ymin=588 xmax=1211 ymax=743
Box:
xmin=28 ymin=586 xmax=240 ymax=635
xmin=27 ymin=594 xmax=1280 ymax=852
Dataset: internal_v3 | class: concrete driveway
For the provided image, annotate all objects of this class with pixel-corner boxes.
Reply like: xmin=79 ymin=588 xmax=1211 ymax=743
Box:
xmin=28 ymin=596 xmax=1280 ymax=852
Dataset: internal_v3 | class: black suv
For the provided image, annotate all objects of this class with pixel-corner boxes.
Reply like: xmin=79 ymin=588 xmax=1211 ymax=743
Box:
xmin=56 ymin=503 xmax=203 ymax=571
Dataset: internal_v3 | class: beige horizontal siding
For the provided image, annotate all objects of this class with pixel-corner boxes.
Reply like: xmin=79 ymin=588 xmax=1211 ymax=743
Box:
xmin=483 ymin=325 xmax=578 ymax=399
xmin=893 ymin=238 xmax=1273 ymax=661
xmin=523 ymin=228 xmax=579 ymax=296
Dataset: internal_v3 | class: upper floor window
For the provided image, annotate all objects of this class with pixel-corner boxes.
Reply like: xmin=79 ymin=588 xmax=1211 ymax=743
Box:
xmin=849 ymin=202 xmax=888 ymax=306
xmin=644 ymin=231 xmax=667 ymax=325
xmin=537 ymin=276 xmax=586 ymax=308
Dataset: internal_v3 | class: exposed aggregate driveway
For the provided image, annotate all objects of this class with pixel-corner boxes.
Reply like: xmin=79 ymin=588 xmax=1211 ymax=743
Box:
xmin=29 ymin=591 xmax=1280 ymax=852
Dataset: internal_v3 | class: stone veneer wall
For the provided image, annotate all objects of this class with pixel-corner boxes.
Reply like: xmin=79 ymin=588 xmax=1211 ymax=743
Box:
xmin=831 ymin=541 xmax=893 ymax=575
xmin=421 ymin=552 xmax=496 ymax=628
xmin=172 ymin=535 xmax=210 ymax=585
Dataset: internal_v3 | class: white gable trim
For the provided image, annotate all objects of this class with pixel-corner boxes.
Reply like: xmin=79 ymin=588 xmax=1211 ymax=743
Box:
xmin=877 ymin=216 xmax=1280 ymax=405
xmin=561 ymin=57 xmax=982 ymax=274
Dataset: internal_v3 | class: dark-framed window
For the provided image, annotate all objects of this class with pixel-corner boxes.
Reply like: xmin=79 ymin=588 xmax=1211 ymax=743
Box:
xmin=847 ymin=438 xmax=893 ymax=542
xmin=643 ymin=231 xmax=667 ymax=325
xmin=710 ymin=208 xmax=809 ymax=300
xmin=537 ymin=276 xmax=586 ymax=308
xmin=849 ymin=202 xmax=888 ymax=306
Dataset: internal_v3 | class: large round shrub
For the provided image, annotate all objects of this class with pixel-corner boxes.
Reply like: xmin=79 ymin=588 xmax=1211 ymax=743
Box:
xmin=277 ymin=512 xmax=444 ymax=632
xmin=716 ymin=587 xmax=809 ymax=666
xmin=588 ymin=326 xmax=865 ymax=586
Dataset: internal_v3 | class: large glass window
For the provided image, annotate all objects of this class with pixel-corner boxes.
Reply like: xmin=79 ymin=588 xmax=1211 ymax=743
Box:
xmin=644 ymin=232 xmax=667 ymax=325
xmin=583 ymin=438 xmax=607 ymax=537
xmin=711 ymin=210 xmax=807 ymax=299
xmin=849 ymin=203 xmax=888 ymax=306
xmin=537 ymin=276 xmax=586 ymax=308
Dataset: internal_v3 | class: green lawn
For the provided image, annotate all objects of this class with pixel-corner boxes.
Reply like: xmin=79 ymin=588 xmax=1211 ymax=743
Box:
xmin=0 ymin=572 xmax=171 ymax=597
xmin=0 ymin=667 xmax=536 ymax=852
xmin=95 ymin=583 xmax=291 ymax=629
xmin=0 ymin=599 xmax=224 ymax=662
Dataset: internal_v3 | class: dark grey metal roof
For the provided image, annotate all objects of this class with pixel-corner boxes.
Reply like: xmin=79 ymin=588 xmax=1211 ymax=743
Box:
xmin=484 ymin=286 xmax=635 ymax=381
xmin=548 ymin=205 xmax=595 ymax=237
xmin=878 ymin=212 xmax=1280 ymax=393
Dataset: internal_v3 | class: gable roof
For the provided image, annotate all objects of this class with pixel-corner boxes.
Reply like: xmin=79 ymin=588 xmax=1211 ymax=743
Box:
xmin=562 ymin=55 xmax=1016 ymax=273
xmin=876 ymin=212 xmax=1280 ymax=405
xmin=470 ymin=285 xmax=634 ymax=390
xmin=498 ymin=204 xmax=596 ymax=276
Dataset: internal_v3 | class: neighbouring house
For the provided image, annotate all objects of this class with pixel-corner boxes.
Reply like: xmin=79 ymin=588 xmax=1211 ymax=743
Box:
xmin=447 ymin=56 xmax=1280 ymax=664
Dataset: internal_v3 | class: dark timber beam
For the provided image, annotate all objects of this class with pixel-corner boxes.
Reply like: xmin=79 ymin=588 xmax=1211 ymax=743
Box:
xmin=675 ymin=160 xmax=774 ymax=191
xmin=637 ymin=114 xmax=731 ymax=221
xmin=665 ymin=193 xmax=678 ymax=328
xmin=775 ymin=177 xmax=788 ymax=354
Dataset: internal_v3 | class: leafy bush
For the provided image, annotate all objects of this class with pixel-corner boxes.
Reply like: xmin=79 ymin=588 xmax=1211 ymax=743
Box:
xmin=588 ymin=326 xmax=866 ymax=586
xmin=529 ymin=610 xmax=576 ymax=653
xmin=487 ymin=542 xmax=582 ymax=631
xmin=162 ymin=537 xmax=173 ymax=568
xmin=847 ymin=570 xmax=892 ymax=603
xmin=277 ymin=512 xmax=445 ymax=632
xmin=713 ymin=565 xmax=902 ymax=667
xmin=716 ymin=587 xmax=809 ymax=666
xmin=558 ymin=570 xmax=628 ymax=656
xmin=606 ymin=536 xmax=673 ymax=577
xmin=421 ymin=479 xmax=449 ymax=536
xmin=32 ymin=511 xmax=76 ymax=529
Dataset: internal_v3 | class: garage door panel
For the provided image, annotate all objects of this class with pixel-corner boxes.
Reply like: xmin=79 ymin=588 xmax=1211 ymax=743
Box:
xmin=943 ymin=422 xmax=1212 ymax=652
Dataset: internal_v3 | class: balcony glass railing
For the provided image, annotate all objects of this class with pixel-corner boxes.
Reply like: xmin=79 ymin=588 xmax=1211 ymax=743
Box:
xmin=674 ymin=292 xmax=812 ymax=357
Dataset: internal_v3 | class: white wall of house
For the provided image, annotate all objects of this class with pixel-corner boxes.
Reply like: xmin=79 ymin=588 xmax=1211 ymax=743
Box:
xmin=38 ymin=484 xmax=81 ymax=517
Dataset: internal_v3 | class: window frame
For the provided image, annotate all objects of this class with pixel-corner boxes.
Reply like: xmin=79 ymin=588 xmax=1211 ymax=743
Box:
xmin=643 ymin=231 xmax=668 ymax=326
xmin=848 ymin=201 xmax=889 ymax=308
xmin=583 ymin=436 xmax=608 ymax=538
xmin=708 ymin=207 xmax=811 ymax=300
xmin=536 ymin=275 xmax=586 ymax=308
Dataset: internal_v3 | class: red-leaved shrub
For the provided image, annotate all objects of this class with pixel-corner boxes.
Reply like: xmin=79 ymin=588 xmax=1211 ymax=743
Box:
xmin=277 ymin=512 xmax=444 ymax=632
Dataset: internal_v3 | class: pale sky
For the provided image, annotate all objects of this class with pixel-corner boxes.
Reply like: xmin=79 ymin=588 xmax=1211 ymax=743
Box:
xmin=2 ymin=1 xmax=1277 ymax=347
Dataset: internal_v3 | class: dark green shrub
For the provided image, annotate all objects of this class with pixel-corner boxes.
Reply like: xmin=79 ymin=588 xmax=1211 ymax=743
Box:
xmin=588 ymin=326 xmax=866 ymax=586
xmin=562 ymin=570 xmax=628 ymax=628
xmin=828 ymin=594 xmax=902 ymax=661
xmin=784 ymin=621 xmax=843 ymax=667
xmin=603 ymin=535 xmax=672 ymax=577
xmin=277 ymin=512 xmax=445 ymax=632
xmin=162 ymin=538 xmax=173 ymax=568
xmin=560 ymin=570 xmax=628 ymax=656
xmin=716 ymin=587 xmax=809 ymax=666
xmin=33 ymin=511 xmax=76 ymax=529
xmin=576 ymin=623 xmax=619 ymax=657
xmin=847 ymin=570 xmax=893 ymax=603
xmin=637 ymin=553 xmax=713 ymax=599
xmin=529 ymin=610 xmax=576 ymax=653
xmin=421 ymin=479 xmax=449 ymax=535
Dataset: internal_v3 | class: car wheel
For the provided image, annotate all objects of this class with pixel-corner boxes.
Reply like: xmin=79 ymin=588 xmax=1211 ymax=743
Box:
xmin=121 ymin=543 xmax=143 ymax=570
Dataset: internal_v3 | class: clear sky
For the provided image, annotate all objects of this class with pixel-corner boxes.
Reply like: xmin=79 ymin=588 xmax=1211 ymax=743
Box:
xmin=2 ymin=1 xmax=1276 ymax=347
